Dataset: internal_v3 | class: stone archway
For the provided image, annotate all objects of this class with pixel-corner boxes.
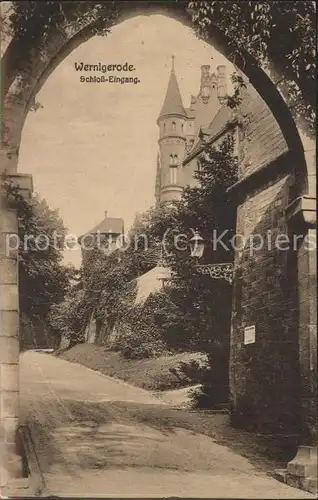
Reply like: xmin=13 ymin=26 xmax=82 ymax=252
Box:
xmin=1 ymin=2 xmax=315 ymax=185
xmin=0 ymin=1 xmax=316 ymax=490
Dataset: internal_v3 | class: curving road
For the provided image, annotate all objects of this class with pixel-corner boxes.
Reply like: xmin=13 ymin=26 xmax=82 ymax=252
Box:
xmin=19 ymin=350 xmax=314 ymax=498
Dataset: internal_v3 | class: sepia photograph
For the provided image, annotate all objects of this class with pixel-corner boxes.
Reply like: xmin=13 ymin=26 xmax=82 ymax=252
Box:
xmin=0 ymin=1 xmax=316 ymax=498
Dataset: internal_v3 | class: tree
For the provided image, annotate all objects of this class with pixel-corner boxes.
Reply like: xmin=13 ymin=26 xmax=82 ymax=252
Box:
xmin=17 ymin=194 xmax=74 ymax=321
xmin=65 ymin=136 xmax=237 ymax=366
xmin=48 ymin=287 xmax=87 ymax=348
xmin=152 ymin=135 xmax=238 ymax=404
xmin=75 ymin=203 xmax=181 ymax=345
xmin=2 ymin=175 xmax=73 ymax=333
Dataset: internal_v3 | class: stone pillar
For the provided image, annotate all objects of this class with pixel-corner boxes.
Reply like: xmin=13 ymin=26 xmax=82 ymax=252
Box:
xmin=0 ymin=174 xmax=33 ymax=488
xmin=0 ymin=196 xmax=21 ymax=487
xmin=285 ymin=195 xmax=317 ymax=494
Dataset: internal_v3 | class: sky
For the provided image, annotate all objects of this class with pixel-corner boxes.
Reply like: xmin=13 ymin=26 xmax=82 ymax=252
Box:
xmin=18 ymin=14 xmax=235 ymax=268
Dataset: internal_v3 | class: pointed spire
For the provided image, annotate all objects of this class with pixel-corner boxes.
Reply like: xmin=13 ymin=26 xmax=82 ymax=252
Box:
xmin=171 ymin=55 xmax=175 ymax=71
xmin=158 ymin=56 xmax=186 ymax=121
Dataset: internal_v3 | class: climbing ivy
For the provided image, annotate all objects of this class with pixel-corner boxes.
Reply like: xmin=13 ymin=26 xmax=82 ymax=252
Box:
xmin=6 ymin=1 xmax=119 ymax=42
xmin=1 ymin=1 xmax=119 ymax=74
xmin=188 ymin=1 xmax=316 ymax=135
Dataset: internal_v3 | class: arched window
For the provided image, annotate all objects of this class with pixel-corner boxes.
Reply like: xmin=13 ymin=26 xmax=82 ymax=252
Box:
xmin=172 ymin=121 xmax=176 ymax=132
xmin=169 ymin=154 xmax=178 ymax=166
xmin=181 ymin=123 xmax=184 ymax=133
xmin=163 ymin=122 xmax=166 ymax=133
xmin=169 ymin=154 xmax=178 ymax=185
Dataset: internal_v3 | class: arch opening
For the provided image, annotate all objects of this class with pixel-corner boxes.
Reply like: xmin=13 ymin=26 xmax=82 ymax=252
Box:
xmin=0 ymin=4 xmax=316 ymax=491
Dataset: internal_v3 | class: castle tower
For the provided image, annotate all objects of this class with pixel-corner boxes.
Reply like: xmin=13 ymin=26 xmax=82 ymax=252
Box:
xmin=78 ymin=211 xmax=124 ymax=270
xmin=156 ymin=56 xmax=187 ymax=204
xmin=193 ymin=64 xmax=225 ymax=135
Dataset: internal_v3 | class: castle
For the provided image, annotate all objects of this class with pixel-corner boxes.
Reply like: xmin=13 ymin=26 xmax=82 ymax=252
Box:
xmin=76 ymin=59 xmax=317 ymax=470
xmin=79 ymin=59 xmax=232 ymax=268
xmin=155 ymin=57 xmax=229 ymax=204
xmin=79 ymin=59 xmax=235 ymax=299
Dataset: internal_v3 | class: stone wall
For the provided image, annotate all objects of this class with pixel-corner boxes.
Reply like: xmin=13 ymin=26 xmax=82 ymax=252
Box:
xmin=230 ymin=173 xmax=301 ymax=434
xmin=237 ymin=83 xmax=288 ymax=176
xmin=229 ymin=84 xmax=301 ymax=435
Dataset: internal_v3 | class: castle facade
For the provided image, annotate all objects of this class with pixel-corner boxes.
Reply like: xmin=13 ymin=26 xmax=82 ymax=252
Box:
xmin=155 ymin=57 xmax=229 ymax=204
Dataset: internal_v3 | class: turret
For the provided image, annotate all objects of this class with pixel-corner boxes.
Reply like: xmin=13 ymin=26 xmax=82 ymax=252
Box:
xmin=193 ymin=64 xmax=221 ymax=134
xmin=217 ymin=65 xmax=227 ymax=102
xmin=156 ymin=56 xmax=187 ymax=204
xmin=200 ymin=65 xmax=211 ymax=92
xmin=155 ymin=153 xmax=161 ymax=205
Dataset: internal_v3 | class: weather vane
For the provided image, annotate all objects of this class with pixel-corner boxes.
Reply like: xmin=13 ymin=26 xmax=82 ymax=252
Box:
xmin=171 ymin=55 xmax=175 ymax=71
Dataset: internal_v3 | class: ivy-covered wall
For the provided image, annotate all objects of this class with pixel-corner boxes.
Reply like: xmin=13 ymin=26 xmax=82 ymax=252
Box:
xmin=96 ymin=268 xmax=171 ymax=358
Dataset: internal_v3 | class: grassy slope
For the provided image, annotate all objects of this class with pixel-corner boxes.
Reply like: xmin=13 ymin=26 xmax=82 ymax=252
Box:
xmin=58 ymin=344 xmax=205 ymax=391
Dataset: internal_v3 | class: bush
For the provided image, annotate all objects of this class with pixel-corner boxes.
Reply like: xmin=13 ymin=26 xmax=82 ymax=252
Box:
xmin=169 ymin=357 xmax=209 ymax=383
xmin=176 ymin=346 xmax=230 ymax=408
xmin=110 ymin=322 xmax=167 ymax=359
xmin=48 ymin=289 xmax=89 ymax=347
xmin=109 ymin=291 xmax=171 ymax=359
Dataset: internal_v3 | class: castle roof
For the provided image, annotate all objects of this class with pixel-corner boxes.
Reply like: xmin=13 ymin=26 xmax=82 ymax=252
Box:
xmin=158 ymin=58 xmax=187 ymax=121
xmin=183 ymin=104 xmax=236 ymax=165
xmin=185 ymin=107 xmax=196 ymax=119
xmin=86 ymin=217 xmax=124 ymax=235
xmin=205 ymin=103 xmax=233 ymax=139
xmin=79 ymin=212 xmax=124 ymax=241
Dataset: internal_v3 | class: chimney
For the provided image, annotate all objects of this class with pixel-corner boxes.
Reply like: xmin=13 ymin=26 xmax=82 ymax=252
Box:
xmin=104 ymin=210 xmax=108 ymax=218
xmin=200 ymin=65 xmax=210 ymax=90
xmin=217 ymin=65 xmax=227 ymax=102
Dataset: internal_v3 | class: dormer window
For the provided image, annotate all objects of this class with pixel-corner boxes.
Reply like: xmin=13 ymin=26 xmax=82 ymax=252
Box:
xmin=172 ymin=121 xmax=176 ymax=132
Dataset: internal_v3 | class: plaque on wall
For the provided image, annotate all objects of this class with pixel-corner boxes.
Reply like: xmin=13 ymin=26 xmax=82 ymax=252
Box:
xmin=244 ymin=325 xmax=256 ymax=345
